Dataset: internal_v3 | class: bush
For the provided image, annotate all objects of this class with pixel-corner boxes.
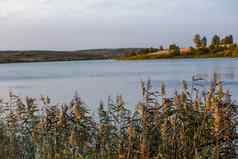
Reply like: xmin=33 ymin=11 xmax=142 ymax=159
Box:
xmin=169 ymin=44 xmax=180 ymax=56
xmin=232 ymin=48 xmax=238 ymax=57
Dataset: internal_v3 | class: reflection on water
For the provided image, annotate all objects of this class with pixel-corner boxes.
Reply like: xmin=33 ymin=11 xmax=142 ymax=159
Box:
xmin=0 ymin=58 xmax=237 ymax=110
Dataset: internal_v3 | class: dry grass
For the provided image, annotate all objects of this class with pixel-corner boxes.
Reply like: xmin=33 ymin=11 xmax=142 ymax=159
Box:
xmin=0 ymin=75 xmax=237 ymax=159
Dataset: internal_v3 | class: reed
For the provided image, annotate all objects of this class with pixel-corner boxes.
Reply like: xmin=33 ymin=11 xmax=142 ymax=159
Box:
xmin=0 ymin=76 xmax=237 ymax=159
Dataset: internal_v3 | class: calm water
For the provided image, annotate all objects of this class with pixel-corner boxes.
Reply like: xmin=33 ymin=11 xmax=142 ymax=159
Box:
xmin=0 ymin=58 xmax=237 ymax=110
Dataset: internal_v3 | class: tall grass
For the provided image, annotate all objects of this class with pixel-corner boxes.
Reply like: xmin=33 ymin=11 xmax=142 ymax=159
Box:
xmin=0 ymin=76 xmax=237 ymax=159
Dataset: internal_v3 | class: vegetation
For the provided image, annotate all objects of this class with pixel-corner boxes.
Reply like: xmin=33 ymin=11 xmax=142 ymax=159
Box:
xmin=0 ymin=75 xmax=237 ymax=159
xmin=169 ymin=44 xmax=180 ymax=56
xmin=118 ymin=34 xmax=238 ymax=60
xmin=211 ymin=35 xmax=221 ymax=48
xmin=0 ymin=34 xmax=236 ymax=63
xmin=0 ymin=48 xmax=151 ymax=63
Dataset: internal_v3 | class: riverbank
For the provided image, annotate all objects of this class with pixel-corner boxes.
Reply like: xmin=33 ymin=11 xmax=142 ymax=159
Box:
xmin=0 ymin=44 xmax=237 ymax=63
xmin=0 ymin=48 xmax=146 ymax=63
xmin=117 ymin=35 xmax=238 ymax=60
xmin=0 ymin=34 xmax=237 ymax=63
xmin=117 ymin=45 xmax=238 ymax=60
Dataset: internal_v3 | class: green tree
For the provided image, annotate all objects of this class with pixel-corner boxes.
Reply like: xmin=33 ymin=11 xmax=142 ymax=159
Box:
xmin=211 ymin=35 xmax=221 ymax=47
xmin=193 ymin=34 xmax=202 ymax=48
xmin=229 ymin=35 xmax=234 ymax=44
xmin=169 ymin=44 xmax=180 ymax=56
xmin=160 ymin=45 xmax=164 ymax=51
xmin=201 ymin=36 xmax=207 ymax=48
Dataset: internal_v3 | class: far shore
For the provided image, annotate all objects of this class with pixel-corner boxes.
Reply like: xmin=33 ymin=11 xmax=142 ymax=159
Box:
xmin=115 ymin=48 xmax=238 ymax=60
xmin=0 ymin=34 xmax=237 ymax=63
xmin=0 ymin=48 xmax=237 ymax=64
xmin=0 ymin=49 xmax=137 ymax=64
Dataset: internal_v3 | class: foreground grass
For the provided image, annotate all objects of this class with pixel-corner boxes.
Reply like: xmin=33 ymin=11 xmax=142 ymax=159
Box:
xmin=0 ymin=75 xmax=237 ymax=159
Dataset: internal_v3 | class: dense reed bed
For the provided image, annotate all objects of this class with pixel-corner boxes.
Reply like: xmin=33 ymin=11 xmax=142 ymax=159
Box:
xmin=0 ymin=75 xmax=237 ymax=159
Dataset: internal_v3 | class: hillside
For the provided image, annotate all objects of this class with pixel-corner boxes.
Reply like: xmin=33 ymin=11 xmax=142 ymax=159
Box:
xmin=117 ymin=41 xmax=238 ymax=60
xmin=0 ymin=48 xmax=147 ymax=63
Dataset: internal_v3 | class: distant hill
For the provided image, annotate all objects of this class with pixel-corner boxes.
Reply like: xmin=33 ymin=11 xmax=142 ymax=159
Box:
xmin=0 ymin=48 xmax=148 ymax=63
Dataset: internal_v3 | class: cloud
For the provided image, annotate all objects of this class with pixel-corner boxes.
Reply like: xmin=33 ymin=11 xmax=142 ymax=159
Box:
xmin=0 ymin=0 xmax=236 ymax=20
xmin=0 ymin=1 xmax=26 ymax=18
xmin=39 ymin=0 xmax=50 ymax=3
xmin=0 ymin=0 xmax=237 ymax=50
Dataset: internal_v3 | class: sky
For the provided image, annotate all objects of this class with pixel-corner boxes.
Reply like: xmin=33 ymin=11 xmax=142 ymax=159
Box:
xmin=0 ymin=0 xmax=237 ymax=50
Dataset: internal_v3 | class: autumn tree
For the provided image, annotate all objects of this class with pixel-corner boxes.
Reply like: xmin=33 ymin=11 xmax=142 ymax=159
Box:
xmin=221 ymin=35 xmax=234 ymax=45
xmin=193 ymin=34 xmax=202 ymax=48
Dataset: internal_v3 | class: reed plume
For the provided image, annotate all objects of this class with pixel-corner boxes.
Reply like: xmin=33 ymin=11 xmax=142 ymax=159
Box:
xmin=0 ymin=77 xmax=236 ymax=159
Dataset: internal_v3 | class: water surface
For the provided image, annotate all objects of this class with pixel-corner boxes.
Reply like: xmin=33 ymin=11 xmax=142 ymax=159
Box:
xmin=0 ymin=58 xmax=237 ymax=110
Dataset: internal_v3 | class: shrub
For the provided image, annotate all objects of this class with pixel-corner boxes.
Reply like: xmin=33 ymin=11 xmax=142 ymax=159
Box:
xmin=169 ymin=44 xmax=180 ymax=56
xmin=232 ymin=48 xmax=238 ymax=57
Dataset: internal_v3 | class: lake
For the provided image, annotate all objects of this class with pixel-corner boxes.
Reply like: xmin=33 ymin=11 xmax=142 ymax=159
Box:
xmin=0 ymin=58 xmax=237 ymax=111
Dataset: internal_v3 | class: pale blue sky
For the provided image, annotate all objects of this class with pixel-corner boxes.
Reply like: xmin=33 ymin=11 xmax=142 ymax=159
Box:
xmin=0 ymin=0 xmax=237 ymax=50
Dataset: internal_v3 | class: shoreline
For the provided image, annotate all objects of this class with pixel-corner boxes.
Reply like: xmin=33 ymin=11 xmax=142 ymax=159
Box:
xmin=115 ymin=53 xmax=238 ymax=61
xmin=116 ymin=56 xmax=238 ymax=61
xmin=0 ymin=47 xmax=237 ymax=64
xmin=0 ymin=48 xmax=146 ymax=64
xmin=0 ymin=55 xmax=236 ymax=64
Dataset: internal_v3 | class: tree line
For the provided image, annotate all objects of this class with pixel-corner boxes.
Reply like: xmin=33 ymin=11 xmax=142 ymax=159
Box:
xmin=119 ymin=34 xmax=238 ymax=59
xmin=193 ymin=34 xmax=234 ymax=49
xmin=156 ymin=34 xmax=238 ymax=58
